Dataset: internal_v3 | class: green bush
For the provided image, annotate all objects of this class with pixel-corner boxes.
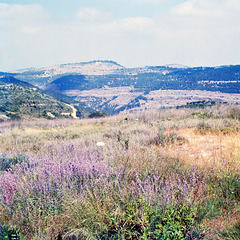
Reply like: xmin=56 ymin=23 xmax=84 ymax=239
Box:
xmin=152 ymin=204 xmax=197 ymax=240
xmin=98 ymin=196 xmax=197 ymax=240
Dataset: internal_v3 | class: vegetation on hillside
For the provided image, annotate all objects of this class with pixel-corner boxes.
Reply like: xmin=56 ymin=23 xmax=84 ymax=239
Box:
xmin=0 ymin=104 xmax=240 ymax=239
xmin=3 ymin=64 xmax=240 ymax=115
xmin=46 ymin=74 xmax=87 ymax=91
xmin=41 ymin=65 xmax=240 ymax=94
xmin=0 ymin=83 xmax=73 ymax=120
xmin=12 ymin=63 xmax=240 ymax=94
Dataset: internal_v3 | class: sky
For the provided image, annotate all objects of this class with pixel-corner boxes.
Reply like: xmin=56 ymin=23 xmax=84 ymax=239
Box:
xmin=0 ymin=0 xmax=240 ymax=71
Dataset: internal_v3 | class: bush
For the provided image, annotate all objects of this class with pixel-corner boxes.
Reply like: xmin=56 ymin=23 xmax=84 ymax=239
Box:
xmin=88 ymin=112 xmax=108 ymax=118
xmin=98 ymin=200 xmax=197 ymax=239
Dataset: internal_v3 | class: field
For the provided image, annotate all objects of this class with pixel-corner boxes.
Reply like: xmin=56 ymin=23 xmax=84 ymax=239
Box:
xmin=0 ymin=104 xmax=240 ymax=239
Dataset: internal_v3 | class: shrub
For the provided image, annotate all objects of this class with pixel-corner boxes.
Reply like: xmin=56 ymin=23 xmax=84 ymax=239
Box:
xmin=196 ymin=121 xmax=211 ymax=134
xmin=88 ymin=112 xmax=108 ymax=118
xmin=153 ymin=204 xmax=197 ymax=240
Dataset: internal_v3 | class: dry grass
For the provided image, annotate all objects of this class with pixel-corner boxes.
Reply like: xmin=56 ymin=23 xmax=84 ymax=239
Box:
xmin=204 ymin=211 xmax=240 ymax=239
xmin=1 ymin=104 xmax=240 ymax=239
xmin=1 ymin=105 xmax=240 ymax=172
xmin=0 ymin=203 xmax=10 ymax=224
xmin=157 ymin=128 xmax=240 ymax=172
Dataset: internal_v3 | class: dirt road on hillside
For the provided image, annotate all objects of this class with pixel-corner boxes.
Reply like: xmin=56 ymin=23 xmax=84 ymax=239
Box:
xmin=65 ymin=104 xmax=78 ymax=119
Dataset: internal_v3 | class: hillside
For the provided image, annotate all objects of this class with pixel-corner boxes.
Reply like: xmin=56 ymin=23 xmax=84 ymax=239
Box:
xmin=0 ymin=82 xmax=75 ymax=120
xmin=46 ymin=74 xmax=87 ymax=91
xmin=0 ymin=75 xmax=34 ymax=88
xmin=8 ymin=61 xmax=240 ymax=114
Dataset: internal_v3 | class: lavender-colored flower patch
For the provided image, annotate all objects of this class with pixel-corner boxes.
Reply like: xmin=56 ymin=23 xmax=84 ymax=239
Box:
xmin=0 ymin=171 xmax=18 ymax=205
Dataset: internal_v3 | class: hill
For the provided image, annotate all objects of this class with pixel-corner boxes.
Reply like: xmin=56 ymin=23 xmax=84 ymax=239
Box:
xmin=0 ymin=82 xmax=76 ymax=120
xmin=8 ymin=61 xmax=240 ymax=114
xmin=46 ymin=74 xmax=87 ymax=91
xmin=0 ymin=75 xmax=35 ymax=88
xmin=11 ymin=60 xmax=123 ymax=87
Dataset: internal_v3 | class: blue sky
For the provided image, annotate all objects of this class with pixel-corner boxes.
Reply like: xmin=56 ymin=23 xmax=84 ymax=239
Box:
xmin=0 ymin=0 xmax=240 ymax=71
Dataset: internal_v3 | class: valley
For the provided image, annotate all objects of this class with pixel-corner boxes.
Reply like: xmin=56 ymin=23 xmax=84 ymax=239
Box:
xmin=1 ymin=60 xmax=240 ymax=118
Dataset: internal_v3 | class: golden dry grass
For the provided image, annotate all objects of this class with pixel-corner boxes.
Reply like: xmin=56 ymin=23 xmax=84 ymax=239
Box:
xmin=158 ymin=128 xmax=240 ymax=172
xmin=0 ymin=203 xmax=10 ymax=224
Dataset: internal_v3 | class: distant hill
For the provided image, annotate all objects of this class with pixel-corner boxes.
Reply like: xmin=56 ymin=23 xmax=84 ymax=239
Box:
xmin=11 ymin=61 xmax=240 ymax=93
xmin=6 ymin=61 xmax=240 ymax=114
xmin=11 ymin=60 xmax=123 ymax=87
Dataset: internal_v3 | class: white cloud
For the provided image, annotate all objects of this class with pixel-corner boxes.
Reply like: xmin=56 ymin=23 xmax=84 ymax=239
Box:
xmin=0 ymin=3 xmax=46 ymax=20
xmin=0 ymin=3 xmax=48 ymax=34
xmin=22 ymin=26 xmax=41 ymax=35
xmin=110 ymin=17 xmax=154 ymax=31
xmin=172 ymin=0 xmax=240 ymax=18
xmin=152 ymin=0 xmax=240 ymax=66
xmin=76 ymin=8 xmax=101 ymax=20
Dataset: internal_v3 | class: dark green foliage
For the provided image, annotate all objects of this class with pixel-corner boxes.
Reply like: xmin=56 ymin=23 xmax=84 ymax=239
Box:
xmin=0 ymin=76 xmax=34 ymax=88
xmin=101 ymin=196 xmax=155 ymax=239
xmin=88 ymin=112 xmax=108 ymax=118
xmin=99 ymin=199 xmax=197 ymax=240
xmin=152 ymin=204 xmax=197 ymax=240
xmin=124 ymin=139 xmax=129 ymax=150
xmin=199 ymin=171 xmax=240 ymax=220
xmin=0 ymin=225 xmax=20 ymax=240
xmin=46 ymin=74 xmax=87 ymax=91
xmin=177 ymin=101 xmax=216 ymax=110
xmin=0 ymin=154 xmax=27 ymax=171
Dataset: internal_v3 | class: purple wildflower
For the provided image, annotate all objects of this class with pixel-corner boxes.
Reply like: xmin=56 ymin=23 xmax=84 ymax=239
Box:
xmin=0 ymin=171 xmax=18 ymax=205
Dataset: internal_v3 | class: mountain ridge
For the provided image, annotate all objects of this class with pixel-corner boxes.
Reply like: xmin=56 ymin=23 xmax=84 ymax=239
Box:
xmin=3 ymin=60 xmax=240 ymax=115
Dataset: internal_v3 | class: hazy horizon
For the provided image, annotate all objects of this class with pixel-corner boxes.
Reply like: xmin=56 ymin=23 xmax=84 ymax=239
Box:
xmin=5 ymin=60 xmax=240 ymax=73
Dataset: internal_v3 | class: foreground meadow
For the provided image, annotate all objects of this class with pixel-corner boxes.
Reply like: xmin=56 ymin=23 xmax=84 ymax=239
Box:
xmin=0 ymin=104 xmax=240 ymax=239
